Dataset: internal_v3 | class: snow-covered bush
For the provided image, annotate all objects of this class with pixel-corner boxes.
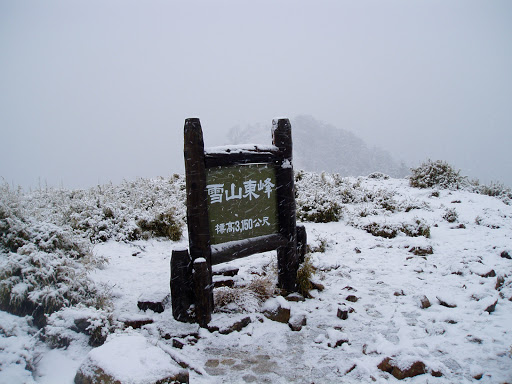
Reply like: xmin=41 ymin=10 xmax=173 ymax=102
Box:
xmin=214 ymin=270 xmax=277 ymax=313
xmin=44 ymin=305 xmax=118 ymax=347
xmin=409 ymin=160 xmax=511 ymax=205
xmin=297 ymin=255 xmax=314 ymax=296
xmin=136 ymin=208 xmax=182 ymax=241
xmin=295 ymin=171 xmax=344 ymax=223
xmin=409 ymin=160 xmax=466 ymax=190
xmin=362 ymin=219 xmax=430 ymax=239
xmin=0 ymin=312 xmax=40 ymax=382
xmin=0 ymin=185 xmax=109 ymax=328
xmin=367 ymin=172 xmax=390 ymax=180
xmin=443 ymin=208 xmax=459 ymax=223
xmin=475 ymin=181 xmax=512 ymax=205
xmin=16 ymin=176 xmax=186 ymax=243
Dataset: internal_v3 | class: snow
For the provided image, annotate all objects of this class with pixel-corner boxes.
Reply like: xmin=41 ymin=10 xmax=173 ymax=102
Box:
xmin=205 ymin=144 xmax=278 ymax=154
xmin=1 ymin=175 xmax=512 ymax=383
xmin=262 ymin=296 xmax=290 ymax=312
xmin=77 ymin=333 xmax=184 ymax=383
xmin=281 ymin=159 xmax=292 ymax=168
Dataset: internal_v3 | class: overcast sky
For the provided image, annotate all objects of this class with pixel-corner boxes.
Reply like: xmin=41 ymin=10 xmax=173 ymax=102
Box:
xmin=1 ymin=0 xmax=511 ymax=189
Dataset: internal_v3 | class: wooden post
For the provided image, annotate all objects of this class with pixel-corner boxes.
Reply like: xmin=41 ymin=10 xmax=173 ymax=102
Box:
xmin=193 ymin=258 xmax=212 ymax=327
xmin=272 ymin=118 xmax=299 ymax=293
xmin=170 ymin=249 xmax=194 ymax=322
xmin=184 ymin=118 xmax=213 ymax=324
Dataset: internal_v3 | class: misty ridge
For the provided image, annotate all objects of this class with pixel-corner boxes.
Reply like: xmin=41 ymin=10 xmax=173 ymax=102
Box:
xmin=227 ymin=115 xmax=409 ymax=179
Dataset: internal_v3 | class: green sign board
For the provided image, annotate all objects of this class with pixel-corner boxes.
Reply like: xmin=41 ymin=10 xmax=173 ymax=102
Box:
xmin=206 ymin=163 xmax=279 ymax=245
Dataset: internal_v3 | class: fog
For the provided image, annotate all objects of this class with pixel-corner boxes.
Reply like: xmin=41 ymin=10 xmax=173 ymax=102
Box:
xmin=1 ymin=0 xmax=511 ymax=189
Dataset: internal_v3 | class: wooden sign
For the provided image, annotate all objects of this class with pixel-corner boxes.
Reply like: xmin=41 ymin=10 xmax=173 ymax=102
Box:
xmin=170 ymin=118 xmax=306 ymax=327
xmin=206 ymin=163 xmax=279 ymax=245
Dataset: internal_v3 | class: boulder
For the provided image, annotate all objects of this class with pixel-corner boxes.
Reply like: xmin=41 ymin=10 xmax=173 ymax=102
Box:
xmin=419 ymin=295 xmax=431 ymax=309
xmin=262 ymin=297 xmax=291 ymax=323
xmin=207 ymin=315 xmax=251 ymax=334
xmin=337 ymin=304 xmax=355 ymax=320
xmin=285 ymin=292 xmax=305 ymax=302
xmin=437 ymin=296 xmax=457 ymax=308
xmin=478 ymin=269 xmax=496 ymax=278
xmin=212 ymin=266 xmax=239 ymax=277
xmin=345 ymin=295 xmax=359 ymax=303
xmin=310 ymin=280 xmax=325 ymax=292
xmin=485 ymin=299 xmax=498 ymax=314
xmin=288 ymin=314 xmax=307 ymax=331
xmin=212 ymin=276 xmax=235 ymax=288
xmin=378 ymin=357 xmax=427 ymax=380
xmin=74 ymin=334 xmax=188 ymax=384
xmin=137 ymin=292 xmax=169 ymax=313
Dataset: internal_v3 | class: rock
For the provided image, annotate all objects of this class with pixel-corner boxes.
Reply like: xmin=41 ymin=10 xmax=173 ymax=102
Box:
xmin=122 ymin=318 xmax=154 ymax=329
xmin=409 ymin=246 xmax=433 ymax=256
xmin=378 ymin=357 xmax=427 ymax=380
xmin=346 ymin=295 xmax=359 ymax=303
xmin=500 ymin=250 xmax=511 ymax=260
xmin=485 ymin=299 xmax=498 ymax=314
xmin=377 ymin=357 xmax=394 ymax=373
xmin=137 ymin=292 xmax=169 ymax=313
xmin=207 ymin=315 xmax=251 ymax=335
xmin=212 ymin=266 xmax=239 ymax=277
xmin=285 ymin=292 xmax=305 ymax=302
xmin=394 ymin=290 xmax=405 ymax=296
xmin=310 ymin=280 xmax=325 ymax=291
xmin=496 ymin=275 xmax=505 ymax=290
xmin=262 ymin=296 xmax=291 ymax=323
xmin=326 ymin=328 xmax=348 ymax=348
xmin=337 ymin=304 xmax=355 ymax=320
xmin=74 ymin=334 xmax=189 ymax=384
xmin=213 ymin=276 xmax=235 ymax=288
xmin=420 ymin=295 xmax=431 ymax=309
xmin=437 ymin=296 xmax=457 ymax=308
xmin=288 ymin=313 xmax=307 ymax=331
xmin=479 ymin=269 xmax=496 ymax=278
xmin=172 ymin=339 xmax=185 ymax=349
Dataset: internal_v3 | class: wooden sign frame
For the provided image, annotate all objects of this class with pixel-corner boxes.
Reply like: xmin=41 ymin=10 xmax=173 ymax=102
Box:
xmin=170 ymin=118 xmax=306 ymax=327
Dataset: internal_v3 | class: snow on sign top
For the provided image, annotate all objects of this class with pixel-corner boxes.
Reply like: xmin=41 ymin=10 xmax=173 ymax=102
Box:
xmin=205 ymin=144 xmax=278 ymax=154
xmin=206 ymin=163 xmax=279 ymax=245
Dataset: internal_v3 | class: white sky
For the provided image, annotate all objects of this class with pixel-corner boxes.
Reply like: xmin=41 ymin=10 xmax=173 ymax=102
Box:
xmin=1 ymin=0 xmax=511 ymax=189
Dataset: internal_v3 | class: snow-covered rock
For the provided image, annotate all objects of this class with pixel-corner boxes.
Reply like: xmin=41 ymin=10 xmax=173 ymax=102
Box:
xmin=74 ymin=333 xmax=188 ymax=384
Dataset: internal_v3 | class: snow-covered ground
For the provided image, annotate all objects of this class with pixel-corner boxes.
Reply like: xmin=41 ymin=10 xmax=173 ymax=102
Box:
xmin=1 ymin=177 xmax=511 ymax=383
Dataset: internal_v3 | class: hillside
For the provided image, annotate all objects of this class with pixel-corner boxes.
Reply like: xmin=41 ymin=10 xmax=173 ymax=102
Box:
xmin=228 ymin=115 xmax=409 ymax=178
xmin=1 ymin=167 xmax=512 ymax=383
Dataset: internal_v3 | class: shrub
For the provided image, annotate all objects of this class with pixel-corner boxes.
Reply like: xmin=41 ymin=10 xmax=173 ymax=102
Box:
xmin=477 ymin=182 xmax=512 ymax=205
xmin=363 ymin=220 xmax=430 ymax=239
xmin=401 ymin=220 xmax=431 ymax=238
xmin=213 ymin=287 xmax=261 ymax=314
xmin=409 ymin=160 xmax=466 ymax=190
xmin=137 ymin=209 xmax=182 ymax=241
xmin=297 ymin=255 xmax=314 ymax=297
xmin=0 ymin=188 xmax=109 ymax=328
xmin=363 ymin=222 xmax=399 ymax=239
xmin=367 ymin=172 xmax=390 ymax=180
xmin=295 ymin=172 xmax=345 ymax=223
xmin=44 ymin=305 xmax=117 ymax=347
xmin=297 ymin=199 xmax=343 ymax=223
xmin=443 ymin=208 xmax=459 ymax=223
